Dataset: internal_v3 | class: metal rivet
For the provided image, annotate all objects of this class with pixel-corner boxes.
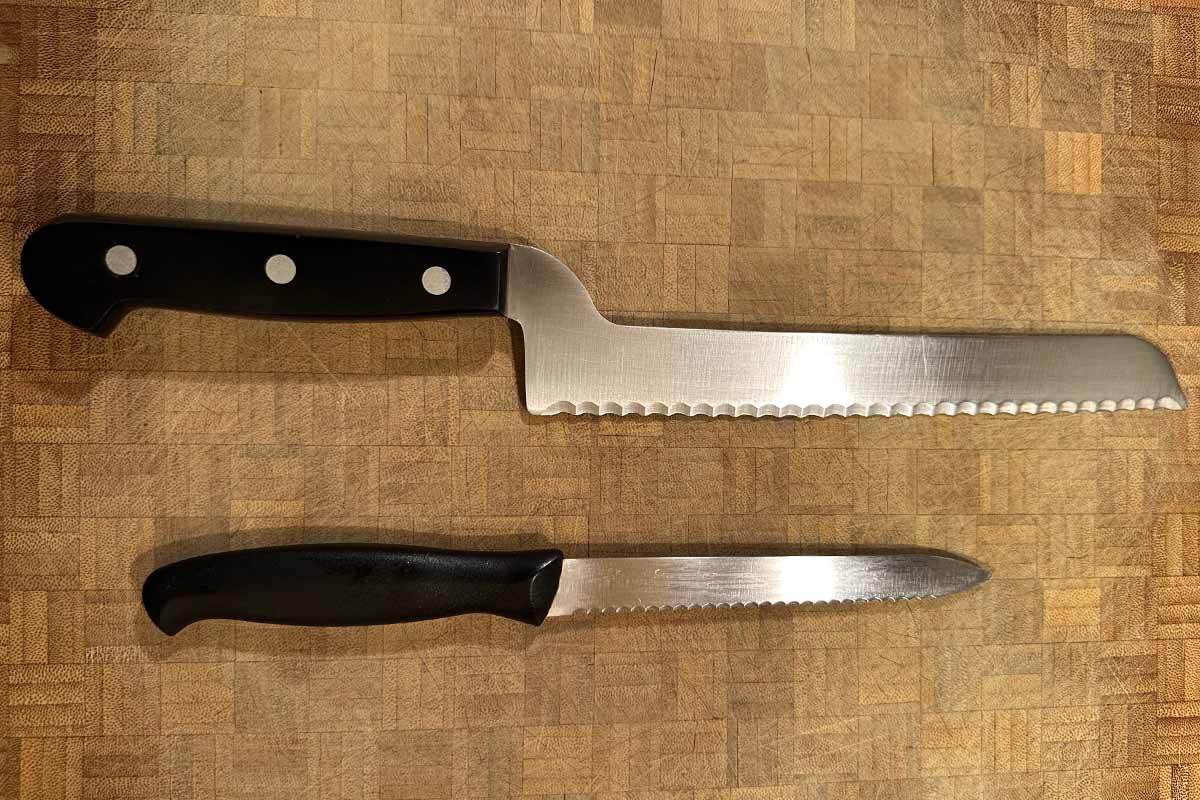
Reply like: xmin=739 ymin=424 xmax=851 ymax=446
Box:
xmin=265 ymin=254 xmax=297 ymax=285
xmin=105 ymin=245 xmax=137 ymax=276
xmin=421 ymin=266 xmax=451 ymax=296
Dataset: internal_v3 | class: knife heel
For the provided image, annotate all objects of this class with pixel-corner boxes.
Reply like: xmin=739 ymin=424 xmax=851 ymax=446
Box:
xmin=142 ymin=544 xmax=565 ymax=634
xmin=21 ymin=216 xmax=510 ymax=335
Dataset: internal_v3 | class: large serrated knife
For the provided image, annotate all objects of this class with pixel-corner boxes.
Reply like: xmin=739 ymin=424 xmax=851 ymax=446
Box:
xmin=22 ymin=217 xmax=1186 ymax=418
xmin=141 ymin=544 xmax=989 ymax=634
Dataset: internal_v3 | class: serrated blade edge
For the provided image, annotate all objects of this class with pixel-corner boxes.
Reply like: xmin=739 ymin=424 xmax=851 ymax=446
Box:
xmin=546 ymin=554 xmax=989 ymax=618
xmin=505 ymin=246 xmax=1186 ymax=419
xmin=538 ymin=396 xmax=1185 ymax=418
xmin=521 ymin=327 xmax=1187 ymax=419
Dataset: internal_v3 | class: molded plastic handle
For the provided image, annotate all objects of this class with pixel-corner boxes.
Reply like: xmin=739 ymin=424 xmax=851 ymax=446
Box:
xmin=20 ymin=216 xmax=509 ymax=335
xmin=142 ymin=544 xmax=565 ymax=634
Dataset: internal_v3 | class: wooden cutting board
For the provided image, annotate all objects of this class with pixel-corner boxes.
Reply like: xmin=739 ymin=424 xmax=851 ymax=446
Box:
xmin=3 ymin=0 xmax=1199 ymax=797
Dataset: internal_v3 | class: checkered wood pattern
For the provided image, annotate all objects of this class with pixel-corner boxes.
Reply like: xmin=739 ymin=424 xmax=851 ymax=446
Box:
xmin=2 ymin=0 xmax=1200 ymax=797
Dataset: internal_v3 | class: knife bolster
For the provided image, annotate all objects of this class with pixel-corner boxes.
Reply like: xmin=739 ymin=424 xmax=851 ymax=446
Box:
xmin=21 ymin=216 xmax=509 ymax=335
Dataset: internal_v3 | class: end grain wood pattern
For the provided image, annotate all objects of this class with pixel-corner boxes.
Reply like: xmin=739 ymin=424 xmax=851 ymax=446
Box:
xmin=2 ymin=0 xmax=1200 ymax=797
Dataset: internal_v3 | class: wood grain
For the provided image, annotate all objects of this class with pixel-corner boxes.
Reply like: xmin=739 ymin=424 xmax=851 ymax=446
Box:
xmin=3 ymin=0 xmax=1200 ymax=797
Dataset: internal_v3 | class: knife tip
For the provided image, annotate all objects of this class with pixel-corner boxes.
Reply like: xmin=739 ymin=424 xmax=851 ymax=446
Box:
xmin=931 ymin=554 xmax=991 ymax=597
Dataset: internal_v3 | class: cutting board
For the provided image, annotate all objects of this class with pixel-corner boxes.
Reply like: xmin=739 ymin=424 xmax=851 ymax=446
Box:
xmin=2 ymin=0 xmax=1199 ymax=798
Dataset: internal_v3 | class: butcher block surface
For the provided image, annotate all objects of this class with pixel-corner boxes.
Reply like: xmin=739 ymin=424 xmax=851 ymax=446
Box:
xmin=3 ymin=0 xmax=1200 ymax=797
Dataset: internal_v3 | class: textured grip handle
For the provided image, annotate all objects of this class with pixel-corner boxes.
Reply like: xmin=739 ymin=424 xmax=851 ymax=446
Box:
xmin=20 ymin=216 xmax=508 ymax=335
xmin=142 ymin=544 xmax=565 ymax=634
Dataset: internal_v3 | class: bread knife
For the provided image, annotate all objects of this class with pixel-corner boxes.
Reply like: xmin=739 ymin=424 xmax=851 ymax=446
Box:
xmin=21 ymin=216 xmax=1186 ymax=418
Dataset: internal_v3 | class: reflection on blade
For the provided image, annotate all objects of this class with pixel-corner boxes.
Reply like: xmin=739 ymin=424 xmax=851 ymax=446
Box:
xmin=546 ymin=554 xmax=989 ymax=617
xmin=527 ymin=325 xmax=1186 ymax=418
xmin=504 ymin=246 xmax=1187 ymax=418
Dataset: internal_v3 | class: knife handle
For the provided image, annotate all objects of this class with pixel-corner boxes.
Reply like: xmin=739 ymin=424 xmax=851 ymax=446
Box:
xmin=21 ymin=216 xmax=508 ymax=335
xmin=142 ymin=544 xmax=564 ymax=634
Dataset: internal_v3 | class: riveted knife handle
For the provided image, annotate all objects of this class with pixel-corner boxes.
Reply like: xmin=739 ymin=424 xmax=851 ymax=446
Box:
xmin=21 ymin=216 xmax=508 ymax=335
xmin=142 ymin=544 xmax=565 ymax=634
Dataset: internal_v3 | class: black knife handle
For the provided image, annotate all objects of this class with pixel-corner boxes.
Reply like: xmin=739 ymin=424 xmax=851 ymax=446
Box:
xmin=142 ymin=544 xmax=565 ymax=634
xmin=20 ymin=216 xmax=508 ymax=335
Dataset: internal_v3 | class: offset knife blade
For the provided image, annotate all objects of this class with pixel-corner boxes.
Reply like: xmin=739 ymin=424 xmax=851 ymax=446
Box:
xmin=21 ymin=218 xmax=1186 ymax=419
xmin=141 ymin=545 xmax=988 ymax=634
xmin=546 ymin=554 xmax=988 ymax=616
xmin=507 ymin=246 xmax=1187 ymax=418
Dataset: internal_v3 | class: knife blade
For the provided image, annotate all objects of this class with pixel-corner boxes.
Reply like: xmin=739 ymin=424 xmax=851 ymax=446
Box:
xmin=141 ymin=544 xmax=989 ymax=634
xmin=21 ymin=216 xmax=1186 ymax=418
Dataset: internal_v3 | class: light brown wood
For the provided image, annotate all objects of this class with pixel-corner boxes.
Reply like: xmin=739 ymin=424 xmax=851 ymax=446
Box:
xmin=3 ymin=0 xmax=1200 ymax=797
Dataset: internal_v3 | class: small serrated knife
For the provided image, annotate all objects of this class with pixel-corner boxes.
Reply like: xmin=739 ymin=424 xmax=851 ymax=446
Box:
xmin=22 ymin=216 xmax=1186 ymax=418
xmin=141 ymin=544 xmax=989 ymax=634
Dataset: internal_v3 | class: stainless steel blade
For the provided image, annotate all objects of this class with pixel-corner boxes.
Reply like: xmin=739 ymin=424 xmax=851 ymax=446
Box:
xmin=545 ymin=554 xmax=988 ymax=616
xmin=506 ymin=245 xmax=1186 ymax=417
